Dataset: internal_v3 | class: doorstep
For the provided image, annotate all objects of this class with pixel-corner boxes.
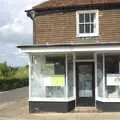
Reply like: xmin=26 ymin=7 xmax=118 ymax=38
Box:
xmin=72 ymin=107 xmax=101 ymax=113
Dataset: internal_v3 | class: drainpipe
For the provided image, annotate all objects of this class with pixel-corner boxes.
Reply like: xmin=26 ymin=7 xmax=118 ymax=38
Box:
xmin=25 ymin=10 xmax=36 ymax=44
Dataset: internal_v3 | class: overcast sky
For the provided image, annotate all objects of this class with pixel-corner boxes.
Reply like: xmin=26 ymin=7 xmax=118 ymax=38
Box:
xmin=0 ymin=0 xmax=48 ymax=67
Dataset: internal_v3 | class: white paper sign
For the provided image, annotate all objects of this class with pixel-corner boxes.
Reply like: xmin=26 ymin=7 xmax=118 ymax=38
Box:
xmin=43 ymin=77 xmax=51 ymax=86
xmin=107 ymin=74 xmax=120 ymax=86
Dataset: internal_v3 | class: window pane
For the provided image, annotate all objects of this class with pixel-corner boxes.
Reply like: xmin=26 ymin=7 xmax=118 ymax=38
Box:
xmin=79 ymin=24 xmax=84 ymax=33
xmin=91 ymin=24 xmax=94 ymax=33
xmin=85 ymin=13 xmax=90 ymax=22
xmin=79 ymin=14 xmax=84 ymax=23
xmin=54 ymin=62 xmax=65 ymax=75
xmin=85 ymin=24 xmax=90 ymax=33
xmin=91 ymin=13 xmax=95 ymax=22
xmin=46 ymin=86 xmax=65 ymax=98
xmin=105 ymin=55 xmax=120 ymax=98
xmin=105 ymin=56 xmax=119 ymax=74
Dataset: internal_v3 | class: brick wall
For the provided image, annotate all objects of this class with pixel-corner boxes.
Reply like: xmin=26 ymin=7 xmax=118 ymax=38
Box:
xmin=35 ymin=9 xmax=120 ymax=44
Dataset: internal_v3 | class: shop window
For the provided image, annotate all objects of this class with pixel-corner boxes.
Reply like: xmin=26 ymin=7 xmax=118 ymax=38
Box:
xmin=105 ymin=55 xmax=120 ymax=98
xmin=31 ymin=56 xmax=46 ymax=98
xmin=30 ymin=55 xmax=74 ymax=100
xmin=45 ymin=56 xmax=66 ymax=98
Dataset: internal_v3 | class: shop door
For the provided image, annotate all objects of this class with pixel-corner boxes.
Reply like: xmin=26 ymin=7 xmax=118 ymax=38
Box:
xmin=76 ymin=62 xmax=95 ymax=106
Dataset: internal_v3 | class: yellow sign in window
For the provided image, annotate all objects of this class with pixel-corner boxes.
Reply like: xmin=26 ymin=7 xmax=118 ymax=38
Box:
xmin=51 ymin=75 xmax=65 ymax=86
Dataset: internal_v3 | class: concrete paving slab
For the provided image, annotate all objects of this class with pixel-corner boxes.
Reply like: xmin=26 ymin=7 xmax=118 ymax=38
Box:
xmin=0 ymin=87 xmax=120 ymax=120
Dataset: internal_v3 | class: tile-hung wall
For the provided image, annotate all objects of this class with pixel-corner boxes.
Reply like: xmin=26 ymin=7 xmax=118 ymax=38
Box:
xmin=35 ymin=9 xmax=120 ymax=44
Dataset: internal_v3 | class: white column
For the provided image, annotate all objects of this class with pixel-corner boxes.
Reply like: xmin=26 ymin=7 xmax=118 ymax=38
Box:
xmin=65 ymin=54 xmax=68 ymax=99
xmin=94 ymin=52 xmax=97 ymax=107
xmin=73 ymin=53 xmax=76 ymax=106
xmin=28 ymin=54 xmax=32 ymax=100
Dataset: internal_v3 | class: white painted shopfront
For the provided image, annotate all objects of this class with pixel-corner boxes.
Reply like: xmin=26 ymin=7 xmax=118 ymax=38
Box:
xmin=18 ymin=43 xmax=120 ymax=112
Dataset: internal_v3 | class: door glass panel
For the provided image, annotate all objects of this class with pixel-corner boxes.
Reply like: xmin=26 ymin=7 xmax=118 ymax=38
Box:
xmin=78 ymin=64 xmax=93 ymax=97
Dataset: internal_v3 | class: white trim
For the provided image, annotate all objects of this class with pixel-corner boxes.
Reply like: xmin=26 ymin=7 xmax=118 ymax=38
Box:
xmin=96 ymin=10 xmax=99 ymax=37
xmin=19 ymin=45 xmax=120 ymax=53
xmin=119 ymin=62 xmax=120 ymax=74
xmin=75 ymin=59 xmax=94 ymax=62
xmin=28 ymin=54 xmax=32 ymax=99
xmin=29 ymin=97 xmax=75 ymax=102
xmin=65 ymin=54 xmax=68 ymax=99
xmin=96 ymin=97 xmax=120 ymax=102
xmin=76 ymin=10 xmax=99 ymax=37
xmin=73 ymin=53 xmax=76 ymax=106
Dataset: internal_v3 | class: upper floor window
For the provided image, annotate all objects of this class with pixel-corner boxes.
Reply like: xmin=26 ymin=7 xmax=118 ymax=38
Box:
xmin=76 ymin=10 xmax=99 ymax=37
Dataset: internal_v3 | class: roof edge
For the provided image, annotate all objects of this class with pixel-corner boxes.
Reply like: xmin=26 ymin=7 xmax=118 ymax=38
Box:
xmin=17 ymin=42 xmax=120 ymax=49
xmin=32 ymin=2 xmax=120 ymax=11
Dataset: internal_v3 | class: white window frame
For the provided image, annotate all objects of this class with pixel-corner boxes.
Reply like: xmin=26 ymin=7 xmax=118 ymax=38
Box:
xmin=76 ymin=10 xmax=99 ymax=37
xmin=119 ymin=61 xmax=120 ymax=73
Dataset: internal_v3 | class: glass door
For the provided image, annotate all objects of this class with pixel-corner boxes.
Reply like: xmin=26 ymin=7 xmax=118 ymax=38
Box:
xmin=76 ymin=62 xmax=95 ymax=106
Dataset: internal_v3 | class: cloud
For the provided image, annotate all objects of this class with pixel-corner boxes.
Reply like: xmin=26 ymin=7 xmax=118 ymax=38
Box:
xmin=0 ymin=0 xmax=48 ymax=66
xmin=0 ymin=41 xmax=27 ymax=67
xmin=0 ymin=0 xmax=48 ymax=40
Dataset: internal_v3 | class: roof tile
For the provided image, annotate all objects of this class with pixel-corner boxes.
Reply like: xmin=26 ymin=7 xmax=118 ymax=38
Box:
xmin=33 ymin=0 xmax=120 ymax=10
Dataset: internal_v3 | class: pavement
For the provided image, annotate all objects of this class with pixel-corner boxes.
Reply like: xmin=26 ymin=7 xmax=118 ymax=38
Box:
xmin=0 ymin=87 xmax=120 ymax=120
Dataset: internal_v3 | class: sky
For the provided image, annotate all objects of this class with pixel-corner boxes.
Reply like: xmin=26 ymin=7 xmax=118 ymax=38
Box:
xmin=0 ymin=0 xmax=48 ymax=67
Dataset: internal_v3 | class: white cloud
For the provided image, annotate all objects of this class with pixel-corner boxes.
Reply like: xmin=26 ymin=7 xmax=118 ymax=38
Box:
xmin=0 ymin=0 xmax=48 ymax=66
xmin=0 ymin=0 xmax=48 ymax=35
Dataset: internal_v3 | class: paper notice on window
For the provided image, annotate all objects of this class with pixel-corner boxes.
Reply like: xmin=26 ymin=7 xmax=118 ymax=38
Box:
xmin=107 ymin=74 xmax=120 ymax=86
xmin=43 ymin=77 xmax=51 ymax=86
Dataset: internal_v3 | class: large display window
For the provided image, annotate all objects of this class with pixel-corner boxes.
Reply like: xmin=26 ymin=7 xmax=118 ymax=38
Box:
xmin=105 ymin=55 xmax=120 ymax=98
xmin=45 ymin=56 xmax=65 ymax=98
xmin=30 ymin=54 xmax=74 ymax=101
xmin=96 ymin=54 xmax=120 ymax=101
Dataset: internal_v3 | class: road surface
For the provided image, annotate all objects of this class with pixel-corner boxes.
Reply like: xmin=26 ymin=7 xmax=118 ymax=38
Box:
xmin=0 ymin=87 xmax=28 ymax=103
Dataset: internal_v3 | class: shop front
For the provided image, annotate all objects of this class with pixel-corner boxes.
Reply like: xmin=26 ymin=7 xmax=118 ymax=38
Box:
xmin=18 ymin=43 xmax=120 ymax=112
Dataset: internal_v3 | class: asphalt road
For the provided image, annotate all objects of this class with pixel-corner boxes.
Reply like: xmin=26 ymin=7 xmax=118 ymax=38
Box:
xmin=0 ymin=87 xmax=28 ymax=103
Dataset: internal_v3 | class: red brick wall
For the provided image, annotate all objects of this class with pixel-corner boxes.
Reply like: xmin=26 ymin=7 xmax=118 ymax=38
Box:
xmin=35 ymin=9 xmax=120 ymax=44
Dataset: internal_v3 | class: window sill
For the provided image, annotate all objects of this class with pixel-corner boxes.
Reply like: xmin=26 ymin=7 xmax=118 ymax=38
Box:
xmin=96 ymin=97 xmax=120 ymax=102
xmin=76 ymin=33 xmax=99 ymax=38
xmin=28 ymin=97 xmax=75 ymax=102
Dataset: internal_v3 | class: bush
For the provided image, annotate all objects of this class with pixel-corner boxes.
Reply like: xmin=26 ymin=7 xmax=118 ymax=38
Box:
xmin=0 ymin=78 xmax=28 ymax=91
xmin=13 ymin=66 xmax=28 ymax=79
xmin=0 ymin=62 xmax=9 ymax=77
xmin=0 ymin=62 xmax=29 ymax=91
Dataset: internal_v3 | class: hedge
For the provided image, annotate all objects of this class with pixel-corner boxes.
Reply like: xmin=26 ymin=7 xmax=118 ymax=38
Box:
xmin=0 ymin=78 xmax=28 ymax=92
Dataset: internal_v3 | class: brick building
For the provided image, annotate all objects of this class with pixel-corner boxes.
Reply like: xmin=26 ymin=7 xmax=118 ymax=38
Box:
xmin=18 ymin=0 xmax=120 ymax=112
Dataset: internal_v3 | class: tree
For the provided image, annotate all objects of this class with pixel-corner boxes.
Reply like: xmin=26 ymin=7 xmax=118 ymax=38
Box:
xmin=0 ymin=62 xmax=9 ymax=77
